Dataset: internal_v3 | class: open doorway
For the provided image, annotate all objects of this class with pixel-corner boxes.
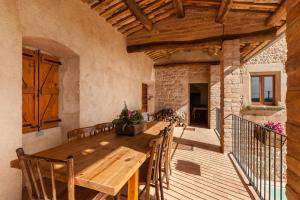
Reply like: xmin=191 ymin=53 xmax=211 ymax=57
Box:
xmin=189 ymin=83 xmax=208 ymax=127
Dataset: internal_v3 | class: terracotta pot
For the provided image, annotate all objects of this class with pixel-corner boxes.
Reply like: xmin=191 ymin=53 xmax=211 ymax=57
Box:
xmin=115 ymin=122 xmax=146 ymax=136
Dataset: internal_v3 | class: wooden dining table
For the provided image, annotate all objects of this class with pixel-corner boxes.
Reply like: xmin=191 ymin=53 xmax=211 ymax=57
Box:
xmin=11 ymin=121 xmax=170 ymax=200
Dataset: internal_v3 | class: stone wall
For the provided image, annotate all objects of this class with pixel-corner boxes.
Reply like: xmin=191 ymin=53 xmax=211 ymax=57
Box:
xmin=0 ymin=0 xmax=154 ymax=199
xmin=241 ymin=37 xmax=287 ymax=127
xmin=246 ymin=36 xmax=287 ymax=65
xmin=209 ymin=65 xmax=220 ymax=129
xmin=155 ymin=64 xmax=209 ymax=124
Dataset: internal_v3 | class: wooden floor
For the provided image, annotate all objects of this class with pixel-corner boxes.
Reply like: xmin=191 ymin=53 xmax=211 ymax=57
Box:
xmin=139 ymin=126 xmax=255 ymax=200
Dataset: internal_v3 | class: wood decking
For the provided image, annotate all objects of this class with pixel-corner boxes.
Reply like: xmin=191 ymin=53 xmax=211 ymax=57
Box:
xmin=142 ymin=126 xmax=254 ymax=200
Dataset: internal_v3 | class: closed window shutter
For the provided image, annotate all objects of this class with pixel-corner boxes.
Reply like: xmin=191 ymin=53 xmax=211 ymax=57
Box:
xmin=22 ymin=49 xmax=39 ymax=133
xmin=39 ymin=54 xmax=60 ymax=130
xmin=22 ymin=48 xmax=61 ymax=133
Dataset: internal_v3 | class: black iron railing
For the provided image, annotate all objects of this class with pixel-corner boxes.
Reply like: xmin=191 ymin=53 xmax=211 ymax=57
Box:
xmin=231 ymin=115 xmax=287 ymax=200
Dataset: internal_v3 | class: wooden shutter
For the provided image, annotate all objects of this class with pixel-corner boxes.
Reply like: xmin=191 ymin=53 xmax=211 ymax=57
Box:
xmin=38 ymin=53 xmax=60 ymax=130
xmin=22 ymin=48 xmax=61 ymax=133
xmin=22 ymin=49 xmax=39 ymax=133
xmin=142 ymin=83 xmax=148 ymax=112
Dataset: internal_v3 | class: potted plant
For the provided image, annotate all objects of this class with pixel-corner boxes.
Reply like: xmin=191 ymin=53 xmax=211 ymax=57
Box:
xmin=113 ymin=104 xmax=145 ymax=136
xmin=254 ymin=121 xmax=286 ymax=148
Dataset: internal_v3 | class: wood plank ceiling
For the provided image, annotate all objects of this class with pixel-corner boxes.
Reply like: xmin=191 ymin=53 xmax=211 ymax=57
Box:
xmin=81 ymin=0 xmax=286 ymax=64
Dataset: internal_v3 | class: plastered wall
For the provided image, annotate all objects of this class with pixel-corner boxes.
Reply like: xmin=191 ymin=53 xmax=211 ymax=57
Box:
xmin=0 ymin=0 xmax=154 ymax=199
xmin=0 ymin=1 xmax=22 ymax=199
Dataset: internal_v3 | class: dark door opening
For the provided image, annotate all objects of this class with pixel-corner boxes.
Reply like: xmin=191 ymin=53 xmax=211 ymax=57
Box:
xmin=189 ymin=83 xmax=208 ymax=126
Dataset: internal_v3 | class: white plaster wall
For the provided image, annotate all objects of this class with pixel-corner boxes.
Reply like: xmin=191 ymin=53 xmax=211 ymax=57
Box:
xmin=17 ymin=0 xmax=154 ymax=127
xmin=0 ymin=0 xmax=154 ymax=199
xmin=22 ymin=127 xmax=62 ymax=154
xmin=0 ymin=1 xmax=22 ymax=199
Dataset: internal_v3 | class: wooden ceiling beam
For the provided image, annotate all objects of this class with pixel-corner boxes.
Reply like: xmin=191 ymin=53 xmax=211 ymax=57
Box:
xmin=127 ymin=28 xmax=277 ymax=52
xmin=242 ymin=24 xmax=286 ymax=62
xmin=173 ymin=0 xmax=185 ymax=18
xmin=99 ymin=1 xmax=125 ymax=17
xmin=154 ymin=61 xmax=220 ymax=68
xmin=216 ymin=0 xmax=233 ymax=23
xmin=91 ymin=0 xmax=113 ymax=12
xmin=113 ymin=0 xmax=172 ymax=28
xmin=243 ymin=41 xmax=270 ymax=62
xmin=241 ymin=43 xmax=258 ymax=57
xmin=123 ymin=5 xmax=175 ymax=36
xmin=184 ymin=0 xmax=279 ymax=12
xmin=123 ymin=0 xmax=153 ymax=30
xmin=107 ymin=9 xmax=131 ymax=23
xmin=124 ymin=9 xmax=176 ymax=36
xmin=265 ymin=0 xmax=286 ymax=26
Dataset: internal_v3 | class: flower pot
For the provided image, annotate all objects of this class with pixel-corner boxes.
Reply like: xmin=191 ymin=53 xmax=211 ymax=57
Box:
xmin=254 ymin=127 xmax=286 ymax=148
xmin=115 ymin=122 xmax=146 ymax=136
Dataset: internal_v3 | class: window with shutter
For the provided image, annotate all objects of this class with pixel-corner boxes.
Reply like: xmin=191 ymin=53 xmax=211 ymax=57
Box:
xmin=142 ymin=83 xmax=148 ymax=112
xmin=22 ymin=48 xmax=61 ymax=133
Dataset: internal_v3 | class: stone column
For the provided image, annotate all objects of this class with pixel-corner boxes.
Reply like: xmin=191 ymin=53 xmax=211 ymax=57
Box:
xmin=220 ymin=39 xmax=241 ymax=153
xmin=210 ymin=65 xmax=220 ymax=129
xmin=286 ymin=0 xmax=300 ymax=199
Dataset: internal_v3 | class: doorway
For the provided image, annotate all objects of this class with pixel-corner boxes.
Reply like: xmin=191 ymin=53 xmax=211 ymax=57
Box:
xmin=189 ymin=83 xmax=208 ymax=126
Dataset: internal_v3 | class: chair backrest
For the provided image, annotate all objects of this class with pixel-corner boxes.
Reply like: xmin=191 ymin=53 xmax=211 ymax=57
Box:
xmin=67 ymin=126 xmax=95 ymax=142
xmin=166 ymin=123 xmax=175 ymax=158
xmin=144 ymin=134 xmax=164 ymax=199
xmin=94 ymin=122 xmax=115 ymax=134
xmin=16 ymin=148 xmax=74 ymax=200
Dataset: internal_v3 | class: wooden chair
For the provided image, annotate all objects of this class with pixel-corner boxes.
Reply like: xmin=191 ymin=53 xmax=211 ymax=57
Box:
xmin=164 ymin=124 xmax=175 ymax=190
xmin=94 ymin=122 xmax=115 ymax=134
xmin=16 ymin=148 xmax=108 ymax=200
xmin=67 ymin=126 xmax=95 ymax=142
xmin=138 ymin=131 xmax=167 ymax=200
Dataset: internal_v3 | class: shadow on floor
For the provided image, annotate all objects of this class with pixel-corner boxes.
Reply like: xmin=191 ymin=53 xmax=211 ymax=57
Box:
xmin=173 ymin=137 xmax=221 ymax=153
xmin=176 ymin=160 xmax=201 ymax=176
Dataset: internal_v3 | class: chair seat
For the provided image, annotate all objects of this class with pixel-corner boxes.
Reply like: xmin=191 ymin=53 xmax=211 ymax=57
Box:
xmin=58 ymin=186 xmax=109 ymax=200
xmin=22 ymin=178 xmax=109 ymax=200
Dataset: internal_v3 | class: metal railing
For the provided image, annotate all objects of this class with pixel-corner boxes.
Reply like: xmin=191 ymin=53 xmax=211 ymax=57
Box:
xmin=231 ymin=115 xmax=287 ymax=200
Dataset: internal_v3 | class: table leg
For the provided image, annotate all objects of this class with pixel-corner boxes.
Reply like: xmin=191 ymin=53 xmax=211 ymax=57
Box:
xmin=128 ymin=169 xmax=139 ymax=200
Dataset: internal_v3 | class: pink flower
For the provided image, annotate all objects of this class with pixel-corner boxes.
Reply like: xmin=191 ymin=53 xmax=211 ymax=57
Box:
xmin=128 ymin=111 xmax=134 ymax=118
xmin=264 ymin=121 xmax=284 ymax=134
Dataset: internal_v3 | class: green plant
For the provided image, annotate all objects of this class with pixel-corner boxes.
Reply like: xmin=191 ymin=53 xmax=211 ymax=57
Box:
xmin=113 ymin=103 xmax=143 ymax=131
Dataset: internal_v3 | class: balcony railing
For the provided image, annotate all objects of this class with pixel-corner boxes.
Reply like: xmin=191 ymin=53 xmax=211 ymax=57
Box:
xmin=231 ymin=115 xmax=287 ymax=200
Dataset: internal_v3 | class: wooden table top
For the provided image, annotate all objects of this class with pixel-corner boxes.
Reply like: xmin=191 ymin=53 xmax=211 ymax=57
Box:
xmin=13 ymin=121 xmax=169 ymax=196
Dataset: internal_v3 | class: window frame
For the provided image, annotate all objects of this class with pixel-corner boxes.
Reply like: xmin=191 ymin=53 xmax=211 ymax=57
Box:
xmin=250 ymin=74 xmax=275 ymax=105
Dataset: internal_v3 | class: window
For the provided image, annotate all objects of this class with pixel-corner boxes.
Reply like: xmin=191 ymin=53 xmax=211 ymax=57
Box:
xmin=142 ymin=83 xmax=148 ymax=112
xmin=22 ymin=48 xmax=61 ymax=133
xmin=251 ymin=75 xmax=275 ymax=105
